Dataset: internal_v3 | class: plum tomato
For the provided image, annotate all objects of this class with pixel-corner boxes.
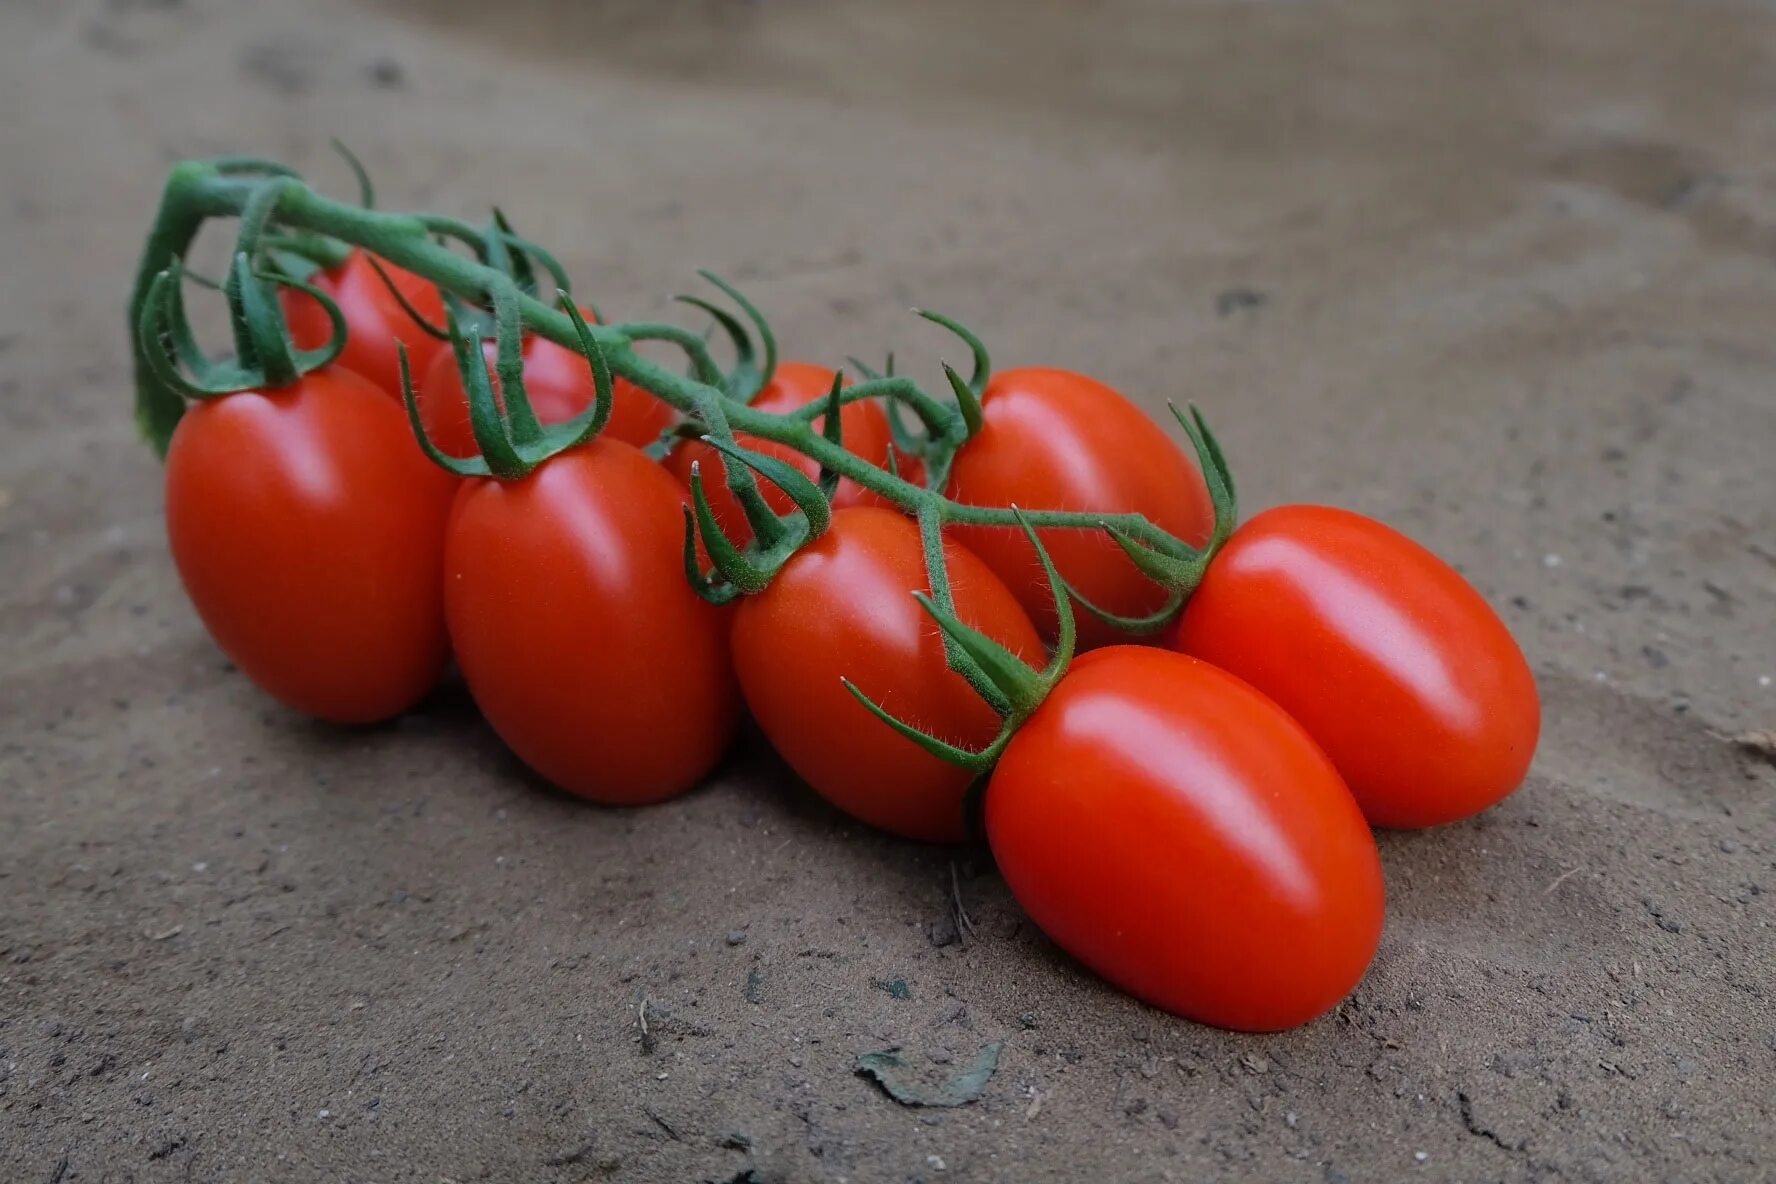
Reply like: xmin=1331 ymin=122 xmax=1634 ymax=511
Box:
xmin=164 ymin=367 xmax=456 ymax=723
xmin=445 ymin=439 xmax=739 ymax=804
xmin=986 ymin=646 xmax=1385 ymax=1031
xmin=945 ymin=367 xmax=1215 ymax=649
xmin=1172 ymin=505 xmax=1540 ymax=829
xmin=730 ymin=507 xmax=1043 ymax=843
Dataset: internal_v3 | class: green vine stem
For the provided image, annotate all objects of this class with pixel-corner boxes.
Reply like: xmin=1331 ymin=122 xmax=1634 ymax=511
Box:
xmin=129 ymin=154 xmax=1236 ymax=634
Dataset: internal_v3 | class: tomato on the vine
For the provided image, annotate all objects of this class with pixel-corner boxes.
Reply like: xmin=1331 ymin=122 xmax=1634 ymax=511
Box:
xmin=446 ymin=440 xmax=738 ymax=804
xmin=730 ymin=507 xmax=1042 ymax=843
xmin=164 ymin=367 xmax=456 ymax=723
xmin=282 ymin=250 xmax=446 ymax=398
xmin=666 ymin=362 xmax=905 ymax=541
xmin=986 ymin=645 xmax=1385 ymax=1031
xmin=1172 ymin=505 xmax=1540 ymax=829
xmin=945 ymin=367 xmax=1214 ymax=648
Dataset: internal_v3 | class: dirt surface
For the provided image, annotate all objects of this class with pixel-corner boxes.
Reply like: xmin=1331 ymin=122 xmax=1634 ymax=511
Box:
xmin=4 ymin=1 xmax=1775 ymax=1180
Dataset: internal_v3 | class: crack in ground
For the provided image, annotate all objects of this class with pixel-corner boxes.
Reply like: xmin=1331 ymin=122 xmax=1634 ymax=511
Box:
xmin=1458 ymin=1090 xmax=1527 ymax=1154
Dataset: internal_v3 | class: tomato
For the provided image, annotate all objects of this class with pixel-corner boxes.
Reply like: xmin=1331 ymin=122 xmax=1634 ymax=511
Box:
xmin=520 ymin=311 xmax=677 ymax=449
xmin=665 ymin=362 xmax=902 ymax=542
xmin=730 ymin=507 xmax=1042 ymax=843
xmin=164 ymin=367 xmax=456 ymax=723
xmin=945 ymin=367 xmax=1215 ymax=649
xmin=1171 ymin=505 xmax=1540 ymax=829
xmin=282 ymin=250 xmax=446 ymax=398
xmin=986 ymin=646 xmax=1384 ymax=1031
xmin=446 ymin=440 xmax=738 ymax=804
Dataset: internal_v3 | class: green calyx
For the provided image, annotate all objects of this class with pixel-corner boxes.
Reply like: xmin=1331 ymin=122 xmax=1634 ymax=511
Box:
xmin=844 ymin=507 xmax=1078 ymax=776
xmin=401 ymin=288 xmax=613 ymax=481
xmin=681 ymin=435 xmax=832 ymax=602
xmin=136 ymin=256 xmax=347 ymax=403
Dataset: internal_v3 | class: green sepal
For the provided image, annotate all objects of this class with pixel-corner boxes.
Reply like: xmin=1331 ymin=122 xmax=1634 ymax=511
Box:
xmin=940 ymin=362 xmax=983 ymax=440
xmin=841 ymin=679 xmax=993 ymax=774
xmin=552 ymin=297 xmax=614 ymax=444
xmin=699 ymin=270 xmax=776 ymax=395
xmin=363 ymin=252 xmax=452 ymax=341
xmin=1055 ymin=572 xmax=1184 ymax=636
xmin=136 ymin=263 xmax=347 ymax=403
xmin=674 ymin=293 xmax=760 ymax=401
xmin=915 ymin=310 xmax=990 ymax=396
xmin=488 ymin=280 xmax=543 ymax=447
xmin=817 ymin=371 xmax=845 ymax=501
xmin=492 ymin=211 xmax=574 ymax=301
xmin=681 ymin=507 xmax=742 ymax=607
xmin=230 ymin=252 xmax=302 ymax=389
xmin=397 ymin=342 xmax=489 ymax=479
xmin=329 ymin=138 xmax=375 ymax=209
xmin=687 ymin=461 xmax=774 ymax=595
xmin=1170 ymin=402 xmax=1238 ymax=550
xmin=1104 ymin=522 xmax=1199 ymax=587
xmin=450 ymin=302 xmax=526 ymax=476
xmin=482 ymin=209 xmax=531 ymax=297
xmin=1013 ymin=506 xmax=1077 ymax=684
xmin=911 ymin=592 xmax=1046 ymax=719
xmin=701 ymin=434 xmax=831 ymax=541
xmin=404 ymin=286 xmax=612 ymax=482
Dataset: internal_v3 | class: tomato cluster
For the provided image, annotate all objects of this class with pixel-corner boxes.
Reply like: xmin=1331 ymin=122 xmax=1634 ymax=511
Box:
xmin=134 ymin=166 xmax=1540 ymax=1035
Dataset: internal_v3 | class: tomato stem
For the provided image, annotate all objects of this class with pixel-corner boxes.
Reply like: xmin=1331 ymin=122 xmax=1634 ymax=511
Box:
xmin=128 ymin=154 xmax=1240 ymax=760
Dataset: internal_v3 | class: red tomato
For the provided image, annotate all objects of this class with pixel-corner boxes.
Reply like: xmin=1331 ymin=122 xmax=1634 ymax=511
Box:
xmin=945 ymin=367 xmax=1215 ymax=649
xmin=282 ymin=250 xmax=446 ymax=398
xmin=416 ymin=342 xmax=599 ymax=461
xmin=446 ymin=441 xmax=738 ymax=804
xmin=520 ymin=311 xmax=677 ymax=449
xmin=665 ymin=362 xmax=902 ymax=542
xmin=1172 ymin=505 xmax=1540 ymax=829
xmin=164 ymin=368 xmax=456 ymax=723
xmin=730 ymin=507 xmax=1042 ymax=843
xmin=987 ymin=646 xmax=1384 ymax=1031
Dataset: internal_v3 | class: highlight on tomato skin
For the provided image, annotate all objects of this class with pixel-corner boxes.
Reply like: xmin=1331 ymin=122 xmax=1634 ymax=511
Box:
xmin=729 ymin=507 xmax=1042 ymax=844
xmin=444 ymin=439 xmax=740 ymax=806
xmin=985 ymin=646 xmax=1386 ymax=1032
xmin=163 ymin=366 xmax=456 ymax=725
xmin=280 ymin=250 xmax=447 ymax=399
xmin=1172 ymin=504 xmax=1541 ymax=830
xmin=944 ymin=367 xmax=1216 ymax=649
xmin=665 ymin=362 xmax=908 ymax=544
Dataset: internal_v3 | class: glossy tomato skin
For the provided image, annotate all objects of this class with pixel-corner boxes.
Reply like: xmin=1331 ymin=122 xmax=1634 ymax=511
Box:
xmin=665 ymin=362 xmax=901 ymax=542
xmin=446 ymin=441 xmax=739 ymax=804
xmin=416 ymin=342 xmax=599 ymax=461
xmin=520 ymin=311 xmax=677 ymax=450
xmin=164 ymin=368 xmax=456 ymax=723
xmin=945 ymin=367 xmax=1215 ymax=649
xmin=1172 ymin=505 xmax=1540 ymax=829
xmin=987 ymin=646 xmax=1385 ymax=1031
xmin=731 ymin=507 xmax=1042 ymax=843
xmin=282 ymin=251 xmax=447 ymax=399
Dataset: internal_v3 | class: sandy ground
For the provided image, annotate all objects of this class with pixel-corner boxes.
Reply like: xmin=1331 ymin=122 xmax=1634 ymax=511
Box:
xmin=3 ymin=1 xmax=1775 ymax=1180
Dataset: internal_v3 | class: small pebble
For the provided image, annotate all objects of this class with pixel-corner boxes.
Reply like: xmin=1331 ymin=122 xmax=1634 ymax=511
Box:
xmin=726 ymin=930 xmax=747 ymax=946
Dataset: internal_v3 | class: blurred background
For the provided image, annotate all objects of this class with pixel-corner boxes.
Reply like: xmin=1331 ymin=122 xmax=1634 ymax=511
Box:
xmin=3 ymin=2 xmax=1773 ymax=1181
